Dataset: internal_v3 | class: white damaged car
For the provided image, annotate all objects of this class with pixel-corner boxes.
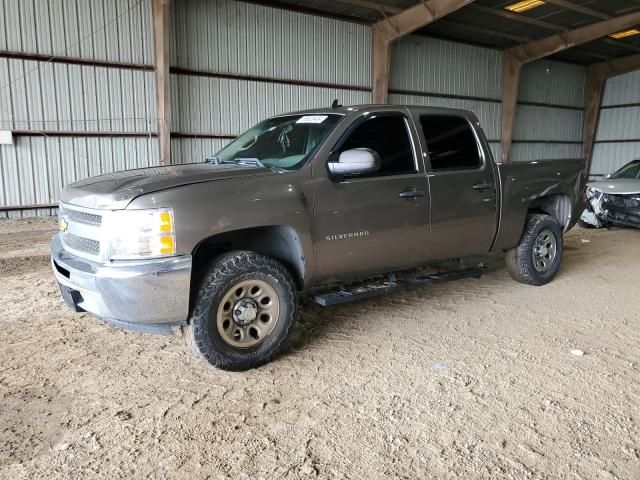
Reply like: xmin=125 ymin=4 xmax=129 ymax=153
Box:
xmin=581 ymin=159 xmax=640 ymax=229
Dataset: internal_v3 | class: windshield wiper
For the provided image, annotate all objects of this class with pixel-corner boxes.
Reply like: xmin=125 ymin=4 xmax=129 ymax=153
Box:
xmin=220 ymin=158 xmax=266 ymax=168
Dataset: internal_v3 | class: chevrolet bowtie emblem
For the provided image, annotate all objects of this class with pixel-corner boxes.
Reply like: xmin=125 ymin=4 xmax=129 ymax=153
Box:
xmin=59 ymin=217 xmax=68 ymax=232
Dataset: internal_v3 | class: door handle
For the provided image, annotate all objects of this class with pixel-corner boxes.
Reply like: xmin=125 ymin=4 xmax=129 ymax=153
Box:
xmin=399 ymin=188 xmax=425 ymax=198
xmin=472 ymin=182 xmax=495 ymax=191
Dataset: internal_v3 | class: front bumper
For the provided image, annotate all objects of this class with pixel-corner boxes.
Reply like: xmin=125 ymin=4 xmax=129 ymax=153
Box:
xmin=51 ymin=233 xmax=192 ymax=334
xmin=605 ymin=205 xmax=640 ymax=228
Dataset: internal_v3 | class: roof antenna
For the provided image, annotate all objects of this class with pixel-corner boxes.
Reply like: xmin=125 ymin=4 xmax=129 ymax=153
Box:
xmin=331 ymin=99 xmax=341 ymax=109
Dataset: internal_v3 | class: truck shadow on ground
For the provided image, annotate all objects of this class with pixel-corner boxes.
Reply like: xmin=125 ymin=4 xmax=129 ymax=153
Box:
xmin=286 ymin=254 xmax=508 ymax=352
xmin=285 ymin=232 xmax=607 ymax=354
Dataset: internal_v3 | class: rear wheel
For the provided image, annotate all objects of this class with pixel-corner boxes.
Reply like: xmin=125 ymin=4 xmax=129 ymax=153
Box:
xmin=186 ymin=251 xmax=296 ymax=371
xmin=505 ymin=214 xmax=563 ymax=286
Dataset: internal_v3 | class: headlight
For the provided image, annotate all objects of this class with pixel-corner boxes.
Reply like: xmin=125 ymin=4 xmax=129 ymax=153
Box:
xmin=104 ymin=208 xmax=176 ymax=260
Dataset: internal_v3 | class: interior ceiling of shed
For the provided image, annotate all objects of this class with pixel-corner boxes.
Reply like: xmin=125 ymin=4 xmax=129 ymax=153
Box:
xmin=264 ymin=0 xmax=640 ymax=64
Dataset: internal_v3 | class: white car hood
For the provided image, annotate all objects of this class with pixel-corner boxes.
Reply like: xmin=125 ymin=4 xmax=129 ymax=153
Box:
xmin=587 ymin=179 xmax=640 ymax=195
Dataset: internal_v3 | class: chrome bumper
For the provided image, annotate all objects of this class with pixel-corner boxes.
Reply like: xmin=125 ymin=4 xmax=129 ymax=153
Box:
xmin=51 ymin=233 xmax=191 ymax=332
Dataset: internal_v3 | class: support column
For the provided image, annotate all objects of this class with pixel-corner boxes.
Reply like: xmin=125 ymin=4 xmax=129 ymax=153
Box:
xmin=372 ymin=28 xmax=392 ymax=104
xmin=582 ymin=68 xmax=605 ymax=175
xmin=500 ymin=52 xmax=521 ymax=164
xmin=152 ymin=0 xmax=172 ymax=165
xmin=369 ymin=0 xmax=477 ymax=104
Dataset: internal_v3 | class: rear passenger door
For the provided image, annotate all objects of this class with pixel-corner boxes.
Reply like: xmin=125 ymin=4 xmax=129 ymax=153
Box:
xmin=416 ymin=113 xmax=498 ymax=260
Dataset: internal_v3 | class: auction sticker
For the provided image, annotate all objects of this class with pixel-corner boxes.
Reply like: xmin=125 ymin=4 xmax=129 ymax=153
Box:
xmin=296 ymin=115 xmax=328 ymax=124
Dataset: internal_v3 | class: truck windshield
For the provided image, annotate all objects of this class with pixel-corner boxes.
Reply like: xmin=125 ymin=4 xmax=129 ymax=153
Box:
xmin=214 ymin=114 xmax=342 ymax=170
xmin=610 ymin=160 xmax=640 ymax=179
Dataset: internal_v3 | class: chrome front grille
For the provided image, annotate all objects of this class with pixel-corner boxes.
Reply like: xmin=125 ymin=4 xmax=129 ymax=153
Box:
xmin=64 ymin=233 xmax=101 ymax=255
xmin=59 ymin=203 xmax=104 ymax=260
xmin=62 ymin=207 xmax=102 ymax=226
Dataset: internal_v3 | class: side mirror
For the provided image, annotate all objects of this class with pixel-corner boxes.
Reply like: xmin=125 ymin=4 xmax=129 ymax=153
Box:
xmin=605 ymin=172 xmax=613 ymax=179
xmin=328 ymin=148 xmax=381 ymax=176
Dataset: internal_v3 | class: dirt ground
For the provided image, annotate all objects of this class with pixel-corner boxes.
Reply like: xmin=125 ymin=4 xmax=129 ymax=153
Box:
xmin=0 ymin=217 xmax=638 ymax=479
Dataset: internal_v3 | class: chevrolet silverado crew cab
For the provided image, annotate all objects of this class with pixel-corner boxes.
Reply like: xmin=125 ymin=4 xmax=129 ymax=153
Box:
xmin=52 ymin=105 xmax=586 ymax=370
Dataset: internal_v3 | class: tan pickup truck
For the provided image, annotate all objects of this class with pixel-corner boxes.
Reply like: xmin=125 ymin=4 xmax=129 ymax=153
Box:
xmin=52 ymin=105 xmax=586 ymax=370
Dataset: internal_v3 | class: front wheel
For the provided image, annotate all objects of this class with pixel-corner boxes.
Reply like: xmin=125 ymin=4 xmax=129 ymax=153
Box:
xmin=186 ymin=251 xmax=297 ymax=371
xmin=505 ymin=214 xmax=563 ymax=286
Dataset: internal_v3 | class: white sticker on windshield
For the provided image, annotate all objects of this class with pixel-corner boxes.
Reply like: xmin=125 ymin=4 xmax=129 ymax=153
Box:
xmin=296 ymin=115 xmax=328 ymax=124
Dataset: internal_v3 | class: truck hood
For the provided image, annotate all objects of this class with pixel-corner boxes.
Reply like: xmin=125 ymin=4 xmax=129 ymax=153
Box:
xmin=60 ymin=163 xmax=272 ymax=210
xmin=587 ymin=179 xmax=640 ymax=195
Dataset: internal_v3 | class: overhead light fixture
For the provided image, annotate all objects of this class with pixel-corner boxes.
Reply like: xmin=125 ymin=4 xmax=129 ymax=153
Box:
xmin=609 ymin=29 xmax=640 ymax=39
xmin=505 ymin=0 xmax=546 ymax=13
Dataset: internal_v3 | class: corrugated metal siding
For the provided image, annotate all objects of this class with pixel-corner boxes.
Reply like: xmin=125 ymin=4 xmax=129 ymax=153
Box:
xmin=591 ymin=142 xmax=640 ymax=176
xmin=388 ymin=35 xmax=503 ymax=165
xmin=511 ymin=59 xmax=585 ymax=162
xmin=0 ymin=0 xmax=156 ymax=217
xmin=591 ymin=70 xmax=640 ymax=176
xmin=171 ymin=0 xmax=371 ymax=87
xmin=0 ymin=0 xmax=153 ymax=64
xmin=510 ymin=143 xmax=582 ymax=163
xmin=390 ymin=36 xmax=502 ymax=99
xmin=0 ymin=136 xmax=157 ymax=217
xmin=390 ymin=39 xmax=585 ymax=163
xmin=170 ymin=0 xmax=371 ymax=164
xmin=0 ymin=58 xmax=156 ymax=132
xmin=596 ymin=107 xmax=640 ymax=141
xmin=172 ymin=74 xmax=369 ymax=135
xmin=171 ymin=138 xmax=231 ymax=165
xmin=488 ymin=142 xmax=500 ymax=162
xmin=518 ymin=60 xmax=585 ymax=107
xmin=513 ymin=105 xmax=583 ymax=142
xmin=601 ymin=70 xmax=640 ymax=106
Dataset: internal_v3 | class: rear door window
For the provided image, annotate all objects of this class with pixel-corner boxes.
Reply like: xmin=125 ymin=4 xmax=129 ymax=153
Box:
xmin=420 ymin=115 xmax=482 ymax=171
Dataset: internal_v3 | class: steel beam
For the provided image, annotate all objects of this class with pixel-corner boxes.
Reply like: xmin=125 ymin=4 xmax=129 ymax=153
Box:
xmin=152 ymin=0 xmax=172 ymax=165
xmin=507 ymin=12 xmax=640 ymax=64
xmin=582 ymin=69 xmax=606 ymax=172
xmin=500 ymin=52 xmax=521 ymax=164
xmin=500 ymin=11 xmax=640 ymax=162
xmin=371 ymin=0 xmax=475 ymax=103
xmin=589 ymin=53 xmax=640 ymax=77
xmin=372 ymin=29 xmax=392 ymax=104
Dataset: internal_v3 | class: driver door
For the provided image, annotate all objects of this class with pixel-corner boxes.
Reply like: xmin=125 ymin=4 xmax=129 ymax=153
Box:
xmin=313 ymin=112 xmax=430 ymax=284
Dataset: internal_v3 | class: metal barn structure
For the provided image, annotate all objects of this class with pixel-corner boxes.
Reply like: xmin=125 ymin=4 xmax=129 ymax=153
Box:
xmin=0 ymin=0 xmax=639 ymax=217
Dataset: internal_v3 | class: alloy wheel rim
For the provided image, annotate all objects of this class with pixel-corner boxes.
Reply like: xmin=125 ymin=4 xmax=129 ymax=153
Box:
xmin=216 ymin=279 xmax=279 ymax=349
xmin=532 ymin=229 xmax=557 ymax=273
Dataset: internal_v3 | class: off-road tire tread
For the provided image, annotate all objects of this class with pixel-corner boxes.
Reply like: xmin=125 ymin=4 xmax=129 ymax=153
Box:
xmin=185 ymin=251 xmax=296 ymax=371
xmin=505 ymin=214 xmax=563 ymax=286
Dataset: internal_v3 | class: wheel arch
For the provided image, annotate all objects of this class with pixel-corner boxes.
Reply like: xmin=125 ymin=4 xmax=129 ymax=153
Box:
xmin=527 ymin=193 xmax=573 ymax=232
xmin=190 ymin=226 xmax=306 ymax=310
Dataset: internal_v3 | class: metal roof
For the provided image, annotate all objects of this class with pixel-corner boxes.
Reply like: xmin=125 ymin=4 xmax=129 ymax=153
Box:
xmin=260 ymin=0 xmax=640 ymax=64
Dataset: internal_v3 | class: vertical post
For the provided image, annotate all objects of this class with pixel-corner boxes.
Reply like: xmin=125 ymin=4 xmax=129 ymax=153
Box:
xmin=152 ymin=0 xmax=171 ymax=165
xmin=582 ymin=68 xmax=605 ymax=176
xmin=371 ymin=28 xmax=392 ymax=104
xmin=500 ymin=52 xmax=521 ymax=164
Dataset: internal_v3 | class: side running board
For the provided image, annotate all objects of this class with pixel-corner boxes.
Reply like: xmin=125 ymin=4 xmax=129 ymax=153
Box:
xmin=313 ymin=267 xmax=486 ymax=307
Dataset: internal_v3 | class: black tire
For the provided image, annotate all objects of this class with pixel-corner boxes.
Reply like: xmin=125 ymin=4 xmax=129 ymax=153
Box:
xmin=505 ymin=214 xmax=563 ymax=286
xmin=186 ymin=251 xmax=297 ymax=371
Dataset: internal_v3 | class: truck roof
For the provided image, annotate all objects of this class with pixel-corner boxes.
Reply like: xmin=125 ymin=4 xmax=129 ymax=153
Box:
xmin=280 ymin=104 xmax=478 ymax=120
